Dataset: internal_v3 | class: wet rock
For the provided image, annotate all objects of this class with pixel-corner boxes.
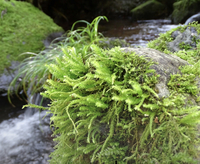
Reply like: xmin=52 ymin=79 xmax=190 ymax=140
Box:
xmin=167 ymin=27 xmax=200 ymax=52
xmin=122 ymin=47 xmax=189 ymax=98
xmin=171 ymin=0 xmax=200 ymax=24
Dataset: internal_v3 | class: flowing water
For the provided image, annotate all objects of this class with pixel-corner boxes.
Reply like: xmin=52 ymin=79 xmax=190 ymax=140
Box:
xmin=101 ymin=19 xmax=178 ymax=47
xmin=0 ymin=19 xmax=179 ymax=164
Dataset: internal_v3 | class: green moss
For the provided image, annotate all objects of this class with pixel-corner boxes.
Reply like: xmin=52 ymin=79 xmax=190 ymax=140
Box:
xmin=33 ymin=45 xmax=200 ymax=164
xmin=171 ymin=0 xmax=200 ymax=23
xmin=131 ymin=0 xmax=166 ymax=20
xmin=179 ymin=42 xmax=192 ymax=50
xmin=0 ymin=0 xmax=63 ymax=73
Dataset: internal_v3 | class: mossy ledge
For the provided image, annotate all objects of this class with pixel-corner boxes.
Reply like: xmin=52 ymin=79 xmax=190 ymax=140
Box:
xmin=0 ymin=0 xmax=63 ymax=73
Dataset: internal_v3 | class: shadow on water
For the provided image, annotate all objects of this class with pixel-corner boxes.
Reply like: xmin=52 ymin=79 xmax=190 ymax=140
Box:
xmin=0 ymin=19 xmax=179 ymax=164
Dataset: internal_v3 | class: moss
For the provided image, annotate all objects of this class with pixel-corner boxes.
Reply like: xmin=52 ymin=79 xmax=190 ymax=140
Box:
xmin=35 ymin=45 xmax=200 ymax=164
xmin=131 ymin=0 xmax=166 ymax=20
xmin=0 ymin=0 xmax=63 ymax=73
xmin=171 ymin=0 xmax=200 ymax=23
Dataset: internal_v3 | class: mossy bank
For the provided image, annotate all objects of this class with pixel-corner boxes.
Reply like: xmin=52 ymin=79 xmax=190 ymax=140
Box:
xmin=0 ymin=0 xmax=63 ymax=74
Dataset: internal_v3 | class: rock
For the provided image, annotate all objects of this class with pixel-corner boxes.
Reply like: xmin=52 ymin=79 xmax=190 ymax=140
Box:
xmin=167 ymin=26 xmax=200 ymax=52
xmin=0 ymin=61 xmax=20 ymax=96
xmin=131 ymin=0 xmax=166 ymax=20
xmin=171 ymin=0 xmax=200 ymax=24
xmin=122 ymin=47 xmax=189 ymax=98
xmin=0 ymin=0 xmax=63 ymax=96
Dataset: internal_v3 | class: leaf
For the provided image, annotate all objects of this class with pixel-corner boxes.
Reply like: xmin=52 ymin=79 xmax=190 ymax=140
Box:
xmin=143 ymin=103 xmax=159 ymax=110
xmin=129 ymin=81 xmax=143 ymax=95
xmin=95 ymin=101 xmax=108 ymax=109
xmin=142 ymin=85 xmax=158 ymax=98
xmin=149 ymin=112 xmax=156 ymax=137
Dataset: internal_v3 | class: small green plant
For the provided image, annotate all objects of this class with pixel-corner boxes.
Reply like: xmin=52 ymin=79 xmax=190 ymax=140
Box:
xmin=179 ymin=42 xmax=192 ymax=50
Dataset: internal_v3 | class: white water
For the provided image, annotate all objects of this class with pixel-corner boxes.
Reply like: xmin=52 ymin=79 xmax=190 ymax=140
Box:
xmin=0 ymin=111 xmax=53 ymax=164
xmin=0 ymin=94 xmax=54 ymax=164
xmin=185 ymin=12 xmax=200 ymax=25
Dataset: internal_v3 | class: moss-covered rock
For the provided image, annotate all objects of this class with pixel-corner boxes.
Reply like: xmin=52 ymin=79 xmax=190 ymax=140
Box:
xmin=131 ymin=0 xmax=166 ymax=20
xmin=171 ymin=0 xmax=200 ymax=24
xmin=0 ymin=0 xmax=63 ymax=73
xmin=147 ymin=23 xmax=200 ymax=60
xmin=39 ymin=45 xmax=200 ymax=164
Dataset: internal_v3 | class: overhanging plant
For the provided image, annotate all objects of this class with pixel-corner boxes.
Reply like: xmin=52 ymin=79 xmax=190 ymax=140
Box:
xmin=8 ymin=16 xmax=108 ymax=105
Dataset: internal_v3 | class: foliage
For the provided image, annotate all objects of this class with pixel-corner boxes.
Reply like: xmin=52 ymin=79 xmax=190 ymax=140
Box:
xmin=36 ymin=44 xmax=200 ymax=164
xmin=10 ymin=16 xmax=200 ymax=163
xmin=8 ymin=16 xmax=109 ymax=104
xmin=0 ymin=0 xmax=62 ymax=73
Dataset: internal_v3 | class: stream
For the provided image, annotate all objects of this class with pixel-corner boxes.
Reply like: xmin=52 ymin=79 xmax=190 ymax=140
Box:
xmin=0 ymin=19 xmax=179 ymax=164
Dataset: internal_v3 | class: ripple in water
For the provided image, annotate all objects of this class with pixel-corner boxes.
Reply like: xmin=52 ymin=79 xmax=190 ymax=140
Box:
xmin=0 ymin=110 xmax=54 ymax=164
xmin=101 ymin=19 xmax=179 ymax=47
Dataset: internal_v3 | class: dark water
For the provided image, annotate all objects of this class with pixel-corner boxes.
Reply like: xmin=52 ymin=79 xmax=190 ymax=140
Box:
xmin=102 ymin=19 xmax=178 ymax=47
xmin=0 ymin=19 xmax=179 ymax=164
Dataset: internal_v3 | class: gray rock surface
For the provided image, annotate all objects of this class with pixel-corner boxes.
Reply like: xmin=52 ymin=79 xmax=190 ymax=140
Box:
xmin=0 ymin=61 xmax=20 ymax=96
xmin=122 ymin=47 xmax=189 ymax=98
xmin=167 ymin=26 xmax=200 ymax=52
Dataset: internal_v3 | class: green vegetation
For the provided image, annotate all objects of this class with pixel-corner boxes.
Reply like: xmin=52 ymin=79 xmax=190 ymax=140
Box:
xmin=11 ymin=17 xmax=200 ymax=163
xmin=8 ymin=16 xmax=109 ymax=102
xmin=0 ymin=0 xmax=63 ymax=73
xmin=38 ymin=43 xmax=200 ymax=164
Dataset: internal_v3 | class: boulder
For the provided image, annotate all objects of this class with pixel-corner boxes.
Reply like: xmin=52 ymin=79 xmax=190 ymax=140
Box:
xmin=122 ymin=47 xmax=189 ymax=98
xmin=131 ymin=0 xmax=166 ymax=20
xmin=167 ymin=26 xmax=200 ymax=52
xmin=0 ymin=0 xmax=63 ymax=96
xmin=171 ymin=0 xmax=200 ymax=24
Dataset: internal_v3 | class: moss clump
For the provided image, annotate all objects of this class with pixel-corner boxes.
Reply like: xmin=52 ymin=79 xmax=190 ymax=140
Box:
xmin=0 ymin=0 xmax=63 ymax=73
xmin=36 ymin=44 xmax=200 ymax=164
